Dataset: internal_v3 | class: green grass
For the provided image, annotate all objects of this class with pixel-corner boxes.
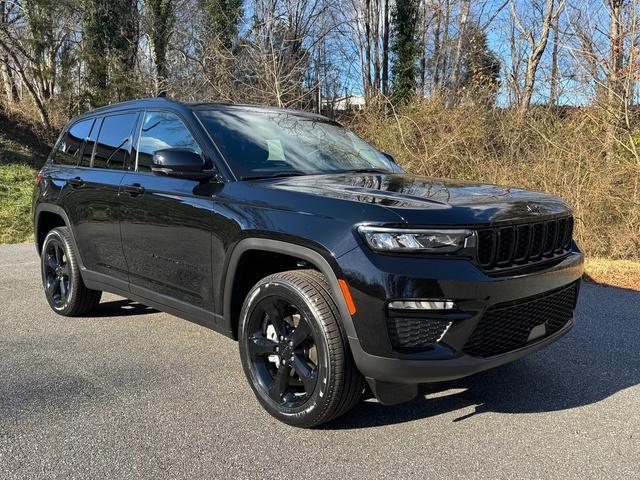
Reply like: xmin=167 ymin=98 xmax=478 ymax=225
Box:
xmin=0 ymin=133 xmax=41 ymax=243
xmin=0 ymin=163 xmax=36 ymax=243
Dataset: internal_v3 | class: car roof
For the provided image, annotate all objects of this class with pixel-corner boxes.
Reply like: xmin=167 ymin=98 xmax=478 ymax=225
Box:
xmin=70 ymin=97 xmax=333 ymax=124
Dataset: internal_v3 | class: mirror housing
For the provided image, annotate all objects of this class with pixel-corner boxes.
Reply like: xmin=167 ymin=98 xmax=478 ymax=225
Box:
xmin=383 ymin=152 xmax=397 ymax=164
xmin=151 ymin=148 xmax=216 ymax=180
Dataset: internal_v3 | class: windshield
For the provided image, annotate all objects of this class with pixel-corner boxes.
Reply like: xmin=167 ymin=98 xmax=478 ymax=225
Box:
xmin=196 ymin=108 xmax=403 ymax=179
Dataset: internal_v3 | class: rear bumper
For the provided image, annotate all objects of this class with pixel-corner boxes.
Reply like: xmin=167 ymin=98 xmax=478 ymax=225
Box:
xmin=350 ymin=315 xmax=574 ymax=384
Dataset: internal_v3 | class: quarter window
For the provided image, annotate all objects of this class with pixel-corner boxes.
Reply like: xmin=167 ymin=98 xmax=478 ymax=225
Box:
xmin=92 ymin=113 xmax=138 ymax=170
xmin=136 ymin=112 xmax=201 ymax=172
xmin=53 ymin=119 xmax=94 ymax=166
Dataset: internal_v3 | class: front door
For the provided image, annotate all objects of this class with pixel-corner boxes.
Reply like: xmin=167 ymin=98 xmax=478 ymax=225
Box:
xmin=119 ymin=110 xmax=216 ymax=312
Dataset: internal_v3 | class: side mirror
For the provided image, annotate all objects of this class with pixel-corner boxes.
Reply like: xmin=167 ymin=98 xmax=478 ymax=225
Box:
xmin=383 ymin=152 xmax=397 ymax=164
xmin=151 ymin=148 xmax=216 ymax=180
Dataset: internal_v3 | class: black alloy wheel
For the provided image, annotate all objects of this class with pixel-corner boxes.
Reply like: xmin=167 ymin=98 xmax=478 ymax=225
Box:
xmin=246 ymin=296 xmax=319 ymax=407
xmin=239 ymin=269 xmax=364 ymax=428
xmin=43 ymin=238 xmax=71 ymax=308
xmin=40 ymin=227 xmax=102 ymax=316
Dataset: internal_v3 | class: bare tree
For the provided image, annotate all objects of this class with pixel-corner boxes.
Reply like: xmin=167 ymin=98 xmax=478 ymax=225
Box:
xmin=510 ymin=0 xmax=565 ymax=114
xmin=0 ymin=0 xmax=18 ymax=103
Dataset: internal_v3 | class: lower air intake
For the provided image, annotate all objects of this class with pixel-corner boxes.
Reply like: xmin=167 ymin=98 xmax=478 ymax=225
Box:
xmin=463 ymin=283 xmax=577 ymax=358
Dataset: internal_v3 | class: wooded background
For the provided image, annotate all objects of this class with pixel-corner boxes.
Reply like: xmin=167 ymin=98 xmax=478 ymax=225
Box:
xmin=0 ymin=0 xmax=639 ymax=262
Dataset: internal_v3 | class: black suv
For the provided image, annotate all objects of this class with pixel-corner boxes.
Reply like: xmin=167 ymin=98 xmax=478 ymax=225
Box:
xmin=33 ymin=98 xmax=583 ymax=427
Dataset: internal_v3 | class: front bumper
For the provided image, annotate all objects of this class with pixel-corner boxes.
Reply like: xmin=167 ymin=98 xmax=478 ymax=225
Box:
xmin=337 ymin=246 xmax=584 ymax=384
xmin=352 ymin=315 xmax=574 ymax=383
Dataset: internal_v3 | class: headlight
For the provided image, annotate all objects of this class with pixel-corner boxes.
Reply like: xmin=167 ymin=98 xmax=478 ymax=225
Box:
xmin=358 ymin=226 xmax=473 ymax=253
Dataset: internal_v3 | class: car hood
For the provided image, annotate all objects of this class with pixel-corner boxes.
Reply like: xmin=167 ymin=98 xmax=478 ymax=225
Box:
xmin=265 ymin=173 xmax=572 ymax=225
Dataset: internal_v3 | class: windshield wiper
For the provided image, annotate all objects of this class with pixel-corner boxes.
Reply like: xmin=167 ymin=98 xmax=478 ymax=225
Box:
xmin=339 ymin=168 xmax=391 ymax=174
xmin=241 ymin=172 xmax=309 ymax=180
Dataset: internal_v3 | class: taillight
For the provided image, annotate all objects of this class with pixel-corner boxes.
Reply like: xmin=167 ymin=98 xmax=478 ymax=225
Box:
xmin=36 ymin=171 xmax=44 ymax=183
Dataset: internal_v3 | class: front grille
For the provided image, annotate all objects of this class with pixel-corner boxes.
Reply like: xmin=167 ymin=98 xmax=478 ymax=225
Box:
xmin=386 ymin=316 xmax=451 ymax=351
xmin=463 ymin=283 xmax=577 ymax=358
xmin=476 ymin=216 xmax=573 ymax=272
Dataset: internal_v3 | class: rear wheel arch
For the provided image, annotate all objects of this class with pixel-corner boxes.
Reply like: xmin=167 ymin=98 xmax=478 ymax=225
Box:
xmin=34 ymin=205 xmax=72 ymax=255
xmin=223 ymin=239 xmax=358 ymax=341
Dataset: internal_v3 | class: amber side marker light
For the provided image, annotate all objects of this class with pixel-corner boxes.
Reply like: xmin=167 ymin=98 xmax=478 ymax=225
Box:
xmin=338 ymin=279 xmax=357 ymax=315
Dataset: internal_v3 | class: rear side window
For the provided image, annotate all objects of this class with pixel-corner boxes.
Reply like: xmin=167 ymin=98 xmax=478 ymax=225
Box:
xmin=136 ymin=112 xmax=202 ymax=172
xmin=92 ymin=113 xmax=138 ymax=170
xmin=52 ymin=119 xmax=94 ymax=166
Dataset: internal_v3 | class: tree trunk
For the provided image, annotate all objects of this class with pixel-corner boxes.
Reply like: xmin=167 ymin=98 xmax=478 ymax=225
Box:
xmin=549 ymin=12 xmax=559 ymax=105
xmin=450 ymin=0 xmax=470 ymax=99
xmin=382 ymin=0 xmax=389 ymax=95
xmin=372 ymin=0 xmax=381 ymax=94
xmin=418 ymin=0 xmax=427 ymax=94
xmin=606 ymin=0 xmax=625 ymax=161
xmin=432 ymin=3 xmax=442 ymax=90
xmin=439 ymin=0 xmax=451 ymax=90
xmin=0 ymin=37 xmax=50 ymax=128
xmin=517 ymin=0 xmax=557 ymax=115
xmin=363 ymin=0 xmax=372 ymax=98
xmin=0 ymin=0 xmax=17 ymax=103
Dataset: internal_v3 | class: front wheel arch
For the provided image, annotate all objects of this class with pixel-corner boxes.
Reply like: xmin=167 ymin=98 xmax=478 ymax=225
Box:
xmin=222 ymin=239 xmax=358 ymax=342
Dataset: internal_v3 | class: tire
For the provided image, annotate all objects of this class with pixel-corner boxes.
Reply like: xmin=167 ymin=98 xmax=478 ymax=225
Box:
xmin=239 ymin=269 xmax=365 ymax=428
xmin=40 ymin=226 xmax=102 ymax=316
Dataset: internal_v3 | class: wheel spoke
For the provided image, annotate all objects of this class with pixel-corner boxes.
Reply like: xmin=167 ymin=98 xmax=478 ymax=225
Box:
xmin=263 ymin=298 xmax=288 ymax=337
xmin=289 ymin=318 xmax=311 ymax=348
xmin=292 ymin=354 xmax=316 ymax=394
xmin=54 ymin=244 xmax=62 ymax=264
xmin=60 ymin=263 xmax=70 ymax=276
xmin=45 ymin=254 xmax=58 ymax=272
xmin=268 ymin=364 xmax=292 ymax=402
xmin=59 ymin=278 xmax=67 ymax=299
xmin=248 ymin=334 xmax=278 ymax=357
xmin=46 ymin=278 xmax=58 ymax=296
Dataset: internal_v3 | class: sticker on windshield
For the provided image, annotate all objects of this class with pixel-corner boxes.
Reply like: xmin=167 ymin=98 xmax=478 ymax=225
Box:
xmin=266 ymin=139 xmax=285 ymax=161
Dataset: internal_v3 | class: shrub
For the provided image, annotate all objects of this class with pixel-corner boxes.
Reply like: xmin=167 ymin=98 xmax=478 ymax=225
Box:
xmin=347 ymin=98 xmax=640 ymax=260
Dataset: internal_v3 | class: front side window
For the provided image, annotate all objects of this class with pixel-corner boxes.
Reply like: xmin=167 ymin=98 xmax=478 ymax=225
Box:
xmin=196 ymin=108 xmax=402 ymax=179
xmin=92 ymin=113 xmax=138 ymax=170
xmin=53 ymin=118 xmax=94 ymax=166
xmin=136 ymin=111 xmax=202 ymax=172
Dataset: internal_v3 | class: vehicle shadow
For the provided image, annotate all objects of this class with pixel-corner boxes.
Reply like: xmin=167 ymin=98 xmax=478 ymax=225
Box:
xmin=324 ymin=284 xmax=640 ymax=430
xmin=90 ymin=299 xmax=158 ymax=317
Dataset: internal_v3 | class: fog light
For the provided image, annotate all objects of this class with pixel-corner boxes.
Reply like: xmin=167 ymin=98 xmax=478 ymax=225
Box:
xmin=388 ymin=300 xmax=456 ymax=310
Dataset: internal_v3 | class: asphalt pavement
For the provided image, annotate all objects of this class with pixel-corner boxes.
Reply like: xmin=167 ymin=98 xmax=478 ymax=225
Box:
xmin=0 ymin=242 xmax=638 ymax=479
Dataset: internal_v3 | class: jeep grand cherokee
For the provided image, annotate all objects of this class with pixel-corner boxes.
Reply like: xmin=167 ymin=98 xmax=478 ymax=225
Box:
xmin=33 ymin=98 xmax=583 ymax=427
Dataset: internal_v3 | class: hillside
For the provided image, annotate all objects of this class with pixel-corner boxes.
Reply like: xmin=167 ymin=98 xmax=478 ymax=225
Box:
xmin=0 ymin=109 xmax=51 ymax=243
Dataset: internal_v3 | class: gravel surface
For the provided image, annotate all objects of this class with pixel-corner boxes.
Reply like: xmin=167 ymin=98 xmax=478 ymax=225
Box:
xmin=1 ymin=242 xmax=638 ymax=479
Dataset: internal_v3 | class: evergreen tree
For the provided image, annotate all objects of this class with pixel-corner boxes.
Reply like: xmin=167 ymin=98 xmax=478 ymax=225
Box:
xmin=199 ymin=0 xmax=243 ymax=50
xmin=82 ymin=0 xmax=140 ymax=107
xmin=458 ymin=25 xmax=500 ymax=105
xmin=145 ymin=0 xmax=176 ymax=95
xmin=390 ymin=0 xmax=421 ymax=105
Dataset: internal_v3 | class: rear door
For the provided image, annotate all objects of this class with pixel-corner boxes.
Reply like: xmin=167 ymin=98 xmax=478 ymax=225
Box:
xmin=47 ymin=117 xmax=95 ymax=199
xmin=119 ymin=110 xmax=216 ymax=311
xmin=60 ymin=111 xmax=139 ymax=283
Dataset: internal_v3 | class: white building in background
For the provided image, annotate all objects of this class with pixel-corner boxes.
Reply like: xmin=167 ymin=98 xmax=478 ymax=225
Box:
xmin=323 ymin=95 xmax=366 ymax=112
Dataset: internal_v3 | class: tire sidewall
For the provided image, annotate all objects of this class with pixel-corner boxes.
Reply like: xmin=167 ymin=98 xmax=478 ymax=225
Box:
xmin=41 ymin=228 xmax=79 ymax=315
xmin=239 ymin=280 xmax=335 ymax=426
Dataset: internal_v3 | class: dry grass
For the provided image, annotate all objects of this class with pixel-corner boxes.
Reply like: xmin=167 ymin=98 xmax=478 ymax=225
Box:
xmin=584 ymin=258 xmax=640 ymax=291
xmin=349 ymin=98 xmax=640 ymax=261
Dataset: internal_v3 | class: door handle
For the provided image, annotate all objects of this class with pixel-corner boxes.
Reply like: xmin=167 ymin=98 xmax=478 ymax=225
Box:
xmin=66 ymin=177 xmax=84 ymax=188
xmin=122 ymin=183 xmax=145 ymax=196
xmin=67 ymin=177 xmax=84 ymax=188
